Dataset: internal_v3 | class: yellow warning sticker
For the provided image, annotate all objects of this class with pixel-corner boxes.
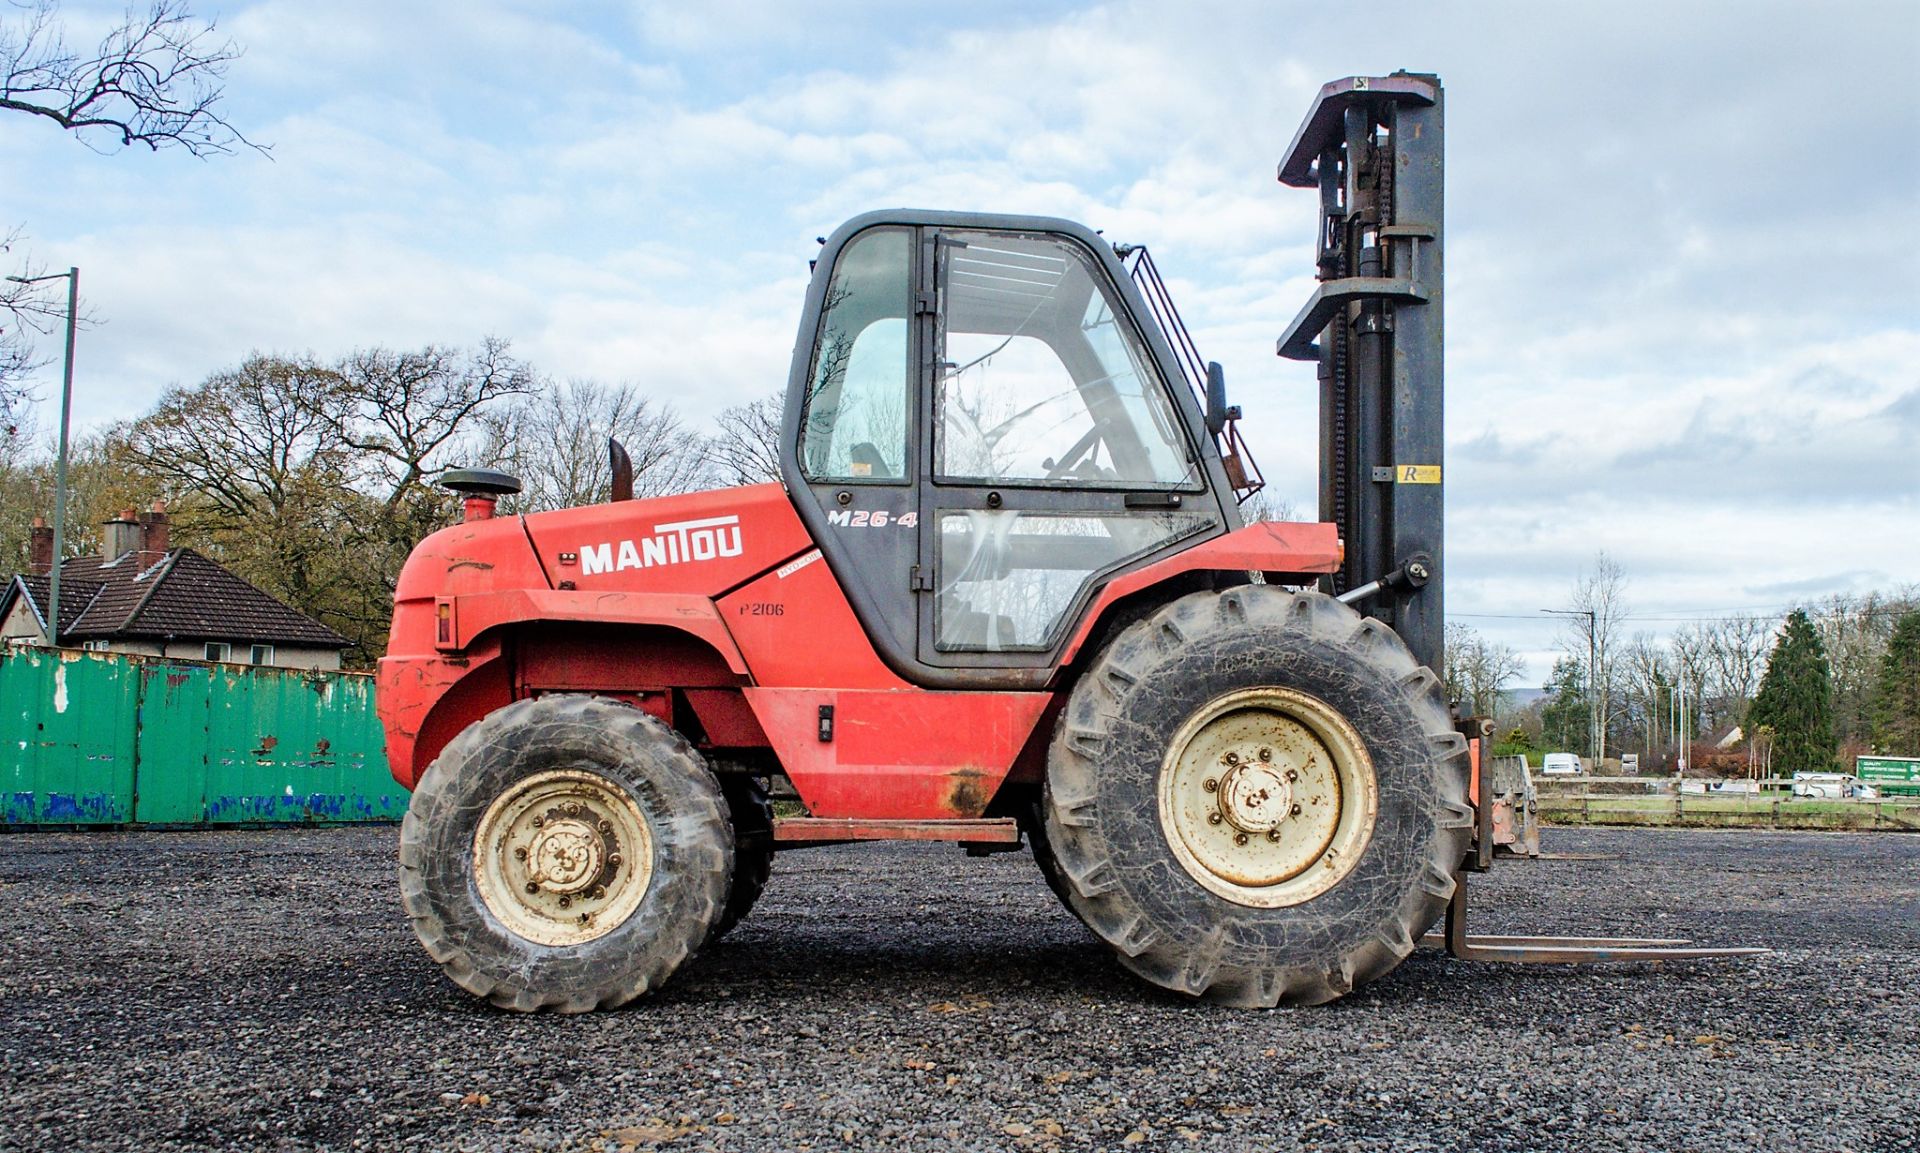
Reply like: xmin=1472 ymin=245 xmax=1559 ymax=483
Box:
xmin=1397 ymin=465 xmax=1442 ymax=484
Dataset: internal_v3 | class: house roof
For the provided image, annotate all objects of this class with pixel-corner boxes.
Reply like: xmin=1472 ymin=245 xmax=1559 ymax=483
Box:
xmin=2 ymin=548 xmax=348 ymax=649
xmin=7 ymin=573 xmax=103 ymax=637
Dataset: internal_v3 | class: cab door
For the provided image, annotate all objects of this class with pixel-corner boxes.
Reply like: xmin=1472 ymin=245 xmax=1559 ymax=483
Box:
xmin=789 ymin=225 xmax=923 ymax=668
xmin=783 ymin=213 xmax=1229 ymax=690
xmin=915 ymin=227 xmax=1219 ymax=674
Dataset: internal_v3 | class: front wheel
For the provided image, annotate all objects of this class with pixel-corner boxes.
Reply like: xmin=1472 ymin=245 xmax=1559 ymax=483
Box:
xmin=1043 ymin=587 xmax=1471 ymax=1007
xmin=398 ymin=694 xmax=732 ymax=1012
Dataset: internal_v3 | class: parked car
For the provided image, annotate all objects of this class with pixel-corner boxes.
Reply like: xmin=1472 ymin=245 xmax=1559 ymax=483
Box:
xmin=1542 ymin=753 xmax=1583 ymax=776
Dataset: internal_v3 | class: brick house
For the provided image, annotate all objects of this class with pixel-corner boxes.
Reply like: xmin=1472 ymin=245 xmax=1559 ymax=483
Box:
xmin=1 ymin=504 xmax=349 ymax=670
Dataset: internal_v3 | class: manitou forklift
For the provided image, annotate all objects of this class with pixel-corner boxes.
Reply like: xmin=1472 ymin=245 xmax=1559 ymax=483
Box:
xmin=380 ymin=74 xmax=1758 ymax=1011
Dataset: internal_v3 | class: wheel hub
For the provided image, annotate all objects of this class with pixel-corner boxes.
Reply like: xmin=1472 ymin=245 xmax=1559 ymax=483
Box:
xmin=527 ymin=816 xmax=606 ymax=894
xmin=474 ymin=770 xmax=653 ymax=946
xmin=1159 ymin=687 xmax=1378 ymax=908
xmin=1214 ymin=758 xmax=1294 ymax=834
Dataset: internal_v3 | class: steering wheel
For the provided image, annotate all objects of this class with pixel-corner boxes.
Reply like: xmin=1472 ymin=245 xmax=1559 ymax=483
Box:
xmin=1043 ymin=427 xmax=1104 ymax=481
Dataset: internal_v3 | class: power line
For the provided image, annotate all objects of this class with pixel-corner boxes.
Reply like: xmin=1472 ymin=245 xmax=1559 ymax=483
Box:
xmin=1454 ymin=602 xmax=1917 ymax=626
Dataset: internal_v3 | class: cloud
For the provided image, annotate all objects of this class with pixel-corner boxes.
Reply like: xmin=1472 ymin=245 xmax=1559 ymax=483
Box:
xmin=6 ymin=0 xmax=1916 ymax=685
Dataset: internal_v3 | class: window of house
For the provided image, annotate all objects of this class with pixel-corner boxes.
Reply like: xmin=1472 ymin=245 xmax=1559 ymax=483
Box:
xmin=249 ymin=644 xmax=274 ymax=666
xmin=82 ymin=639 xmax=110 ymax=652
xmin=204 ymin=642 xmax=231 ymax=663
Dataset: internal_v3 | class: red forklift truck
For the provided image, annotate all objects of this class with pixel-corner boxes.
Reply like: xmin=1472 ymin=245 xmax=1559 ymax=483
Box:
xmin=378 ymin=74 xmax=1760 ymax=1011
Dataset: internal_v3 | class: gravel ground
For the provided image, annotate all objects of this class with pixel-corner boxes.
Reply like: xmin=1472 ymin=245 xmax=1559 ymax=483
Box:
xmin=0 ymin=825 xmax=1914 ymax=1153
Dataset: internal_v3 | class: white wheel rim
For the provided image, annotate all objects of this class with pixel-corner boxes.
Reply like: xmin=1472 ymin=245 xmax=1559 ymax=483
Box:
xmin=473 ymin=769 xmax=653 ymax=946
xmin=1158 ymin=687 xmax=1377 ymax=908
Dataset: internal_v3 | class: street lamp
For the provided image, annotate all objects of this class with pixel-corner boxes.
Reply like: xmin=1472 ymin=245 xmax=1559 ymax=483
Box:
xmin=1543 ymin=607 xmax=1598 ymax=765
xmin=6 ymin=267 xmax=78 ymax=647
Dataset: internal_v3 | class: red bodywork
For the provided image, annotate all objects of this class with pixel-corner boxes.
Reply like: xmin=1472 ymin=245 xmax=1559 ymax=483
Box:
xmin=378 ymin=485 xmax=1341 ymax=820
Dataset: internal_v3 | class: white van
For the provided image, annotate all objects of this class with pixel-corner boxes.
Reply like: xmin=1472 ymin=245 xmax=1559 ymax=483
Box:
xmin=1792 ymin=772 xmax=1874 ymax=800
xmin=1541 ymin=753 xmax=1583 ymax=776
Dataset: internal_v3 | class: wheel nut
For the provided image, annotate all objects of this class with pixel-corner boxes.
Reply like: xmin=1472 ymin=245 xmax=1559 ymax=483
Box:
xmin=1207 ymin=813 xmax=1224 ymax=826
xmin=1285 ymin=768 xmax=1298 ymax=782
xmin=558 ymin=895 xmax=571 ymax=909
xmin=1259 ymin=748 xmax=1272 ymax=762
xmin=513 ymin=847 xmax=528 ymax=862
xmin=565 ymin=802 xmax=581 ymax=818
xmin=1233 ymin=833 xmax=1249 ymax=847
xmin=599 ymin=819 xmax=613 ymax=834
xmin=590 ymin=886 xmax=606 ymax=900
xmin=524 ymin=880 xmax=539 ymax=894
xmin=1291 ymin=803 xmax=1302 ymax=816
xmin=531 ymin=815 xmax=544 ymax=828
xmin=608 ymin=853 xmax=622 ymax=868
xmin=1266 ymin=830 xmax=1281 ymax=842
xmin=1224 ymin=752 xmax=1239 ymax=765
xmin=1203 ymin=778 xmax=1219 ymax=793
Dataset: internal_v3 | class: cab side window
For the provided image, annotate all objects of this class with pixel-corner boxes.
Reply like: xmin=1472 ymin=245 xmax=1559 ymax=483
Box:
xmin=800 ymin=228 xmax=912 ymax=482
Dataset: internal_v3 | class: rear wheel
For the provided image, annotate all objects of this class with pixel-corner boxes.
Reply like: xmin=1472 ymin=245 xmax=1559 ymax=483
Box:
xmin=1043 ymin=586 xmax=1471 ymax=1006
xmin=710 ymin=774 xmax=774 ymax=940
xmin=398 ymin=694 xmax=732 ymax=1012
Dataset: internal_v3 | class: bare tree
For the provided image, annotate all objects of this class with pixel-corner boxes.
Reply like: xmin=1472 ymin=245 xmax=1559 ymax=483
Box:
xmin=117 ymin=343 xmax=529 ymax=662
xmin=1665 ymin=624 xmax=1712 ymax=738
xmin=333 ymin=339 xmax=534 ymax=506
xmin=1618 ymin=633 xmax=1665 ymax=764
xmin=0 ymin=344 xmax=33 ymax=435
xmin=1 ymin=227 xmax=58 ymax=431
xmin=1 ymin=0 xmax=260 ymax=155
xmin=1 ymin=422 xmax=155 ymax=566
xmin=1239 ymin=491 xmax=1299 ymax=524
xmin=128 ymin=353 xmax=345 ymax=519
xmin=4 ymin=2 xmax=258 ymax=427
xmin=708 ymin=393 xmax=784 ymax=486
xmin=0 ymin=414 xmax=47 ymax=566
xmin=123 ymin=353 xmax=358 ymax=632
xmin=488 ymin=379 xmax=709 ymax=513
xmin=1443 ymin=621 xmax=1525 ymax=720
xmin=1697 ymin=610 xmax=1766 ymax=729
xmin=1561 ymin=552 xmax=1629 ymax=761
xmin=1807 ymin=588 xmax=1920 ymax=744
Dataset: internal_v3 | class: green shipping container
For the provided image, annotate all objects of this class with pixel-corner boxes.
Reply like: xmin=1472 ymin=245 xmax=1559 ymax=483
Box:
xmin=0 ymin=647 xmax=406 ymax=825
xmin=1 ymin=648 xmax=138 ymax=822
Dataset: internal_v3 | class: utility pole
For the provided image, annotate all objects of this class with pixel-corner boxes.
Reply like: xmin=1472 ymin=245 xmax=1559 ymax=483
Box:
xmin=1544 ymin=608 xmax=1599 ymax=766
xmin=1676 ymin=654 xmax=1689 ymax=778
xmin=6 ymin=267 xmax=79 ymax=646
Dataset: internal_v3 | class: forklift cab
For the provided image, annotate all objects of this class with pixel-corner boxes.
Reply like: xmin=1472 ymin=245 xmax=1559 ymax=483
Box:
xmin=779 ymin=211 xmax=1242 ymax=689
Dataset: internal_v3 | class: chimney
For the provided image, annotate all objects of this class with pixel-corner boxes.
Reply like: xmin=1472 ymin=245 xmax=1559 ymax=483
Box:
xmin=28 ymin=517 xmax=53 ymax=576
xmin=102 ymin=507 xmax=141 ymax=562
xmin=137 ymin=501 xmax=170 ymax=568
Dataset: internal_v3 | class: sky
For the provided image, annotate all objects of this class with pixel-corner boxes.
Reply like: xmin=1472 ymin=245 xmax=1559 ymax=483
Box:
xmin=2 ymin=0 xmax=1916 ymax=682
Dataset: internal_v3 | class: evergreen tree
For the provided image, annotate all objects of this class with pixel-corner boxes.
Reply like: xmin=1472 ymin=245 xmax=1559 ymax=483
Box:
xmin=1748 ymin=610 xmax=1837 ymax=773
xmin=1870 ymin=610 xmax=1920 ymax=754
xmin=1539 ymin=657 xmax=1590 ymax=755
xmin=1490 ymin=727 xmax=1536 ymax=759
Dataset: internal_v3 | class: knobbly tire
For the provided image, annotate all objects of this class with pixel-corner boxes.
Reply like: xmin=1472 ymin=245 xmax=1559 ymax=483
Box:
xmin=1043 ymin=586 xmax=1472 ymax=1007
xmin=710 ymin=774 xmax=774 ymax=941
xmin=1022 ymin=798 xmax=1081 ymax=918
xmin=397 ymin=694 xmax=732 ymax=1012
